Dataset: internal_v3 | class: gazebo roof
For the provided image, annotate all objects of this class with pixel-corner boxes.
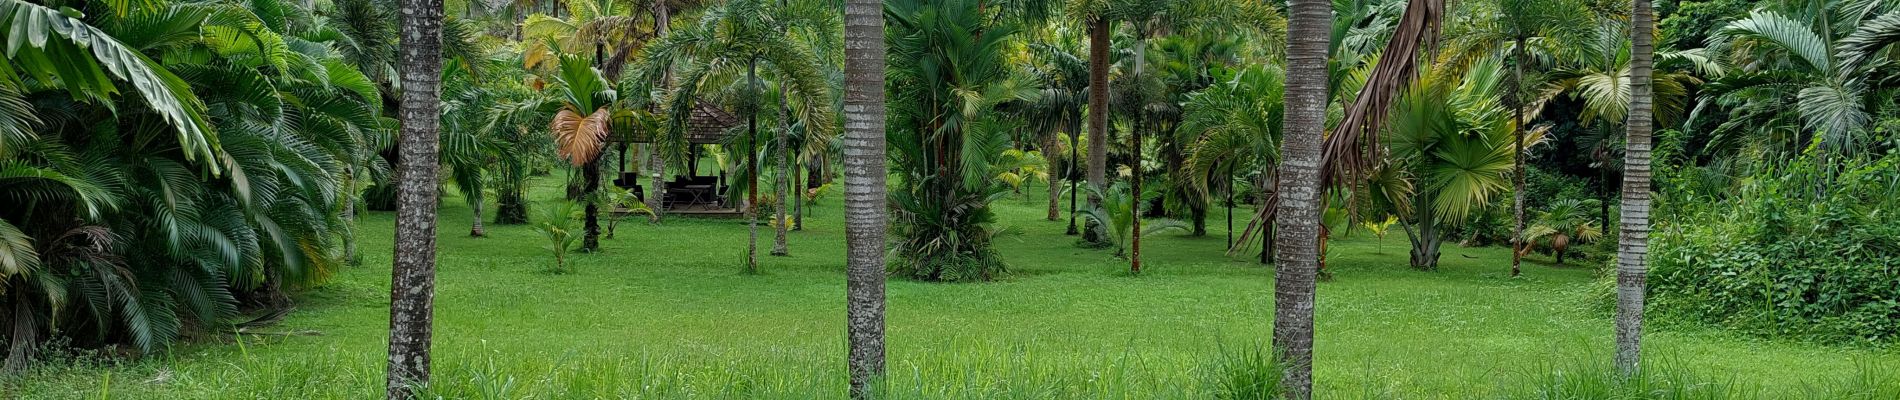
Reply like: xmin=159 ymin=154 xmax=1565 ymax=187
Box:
xmin=612 ymin=99 xmax=740 ymax=145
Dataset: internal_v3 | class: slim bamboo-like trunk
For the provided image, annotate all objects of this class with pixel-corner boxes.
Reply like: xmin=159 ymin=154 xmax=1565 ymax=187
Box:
xmin=386 ymin=0 xmax=444 ymax=394
xmin=1130 ymin=32 xmax=1146 ymax=275
xmin=843 ymin=0 xmax=888 ymax=395
xmin=344 ymin=166 xmax=359 ymax=265
xmin=1067 ymin=127 xmax=1081 ymax=235
xmin=648 ymin=2 xmax=670 ymax=223
xmin=1276 ymin=0 xmax=1330 ymax=395
xmin=1615 ymin=0 xmax=1656 ymax=377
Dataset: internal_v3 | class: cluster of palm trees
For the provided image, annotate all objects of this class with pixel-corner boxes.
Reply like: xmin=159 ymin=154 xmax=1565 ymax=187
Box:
xmin=7 ymin=0 xmax=1895 ymax=397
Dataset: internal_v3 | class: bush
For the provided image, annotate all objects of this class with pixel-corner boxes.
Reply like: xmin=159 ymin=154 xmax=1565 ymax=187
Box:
xmin=1649 ymin=153 xmax=1900 ymax=344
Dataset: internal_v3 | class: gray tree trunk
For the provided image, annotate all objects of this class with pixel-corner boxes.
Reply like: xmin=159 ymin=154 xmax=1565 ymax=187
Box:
xmin=648 ymin=2 xmax=670 ymax=223
xmin=344 ymin=165 xmax=360 ymax=265
xmin=1275 ymin=0 xmax=1329 ymax=396
xmin=746 ymin=60 xmax=760 ymax=272
xmin=385 ymin=0 xmax=444 ymax=394
xmin=1083 ymin=18 xmax=1110 ymax=243
xmin=1044 ymin=133 xmax=1061 ymax=221
xmin=1615 ymin=0 xmax=1656 ymax=378
xmin=470 ymin=190 xmax=486 ymax=237
xmin=844 ymin=0 xmax=887 ymax=396
xmin=772 ymin=83 xmax=790 ymax=256
xmin=1510 ymin=39 xmax=1526 ymax=278
xmin=793 ymin=161 xmax=805 ymax=230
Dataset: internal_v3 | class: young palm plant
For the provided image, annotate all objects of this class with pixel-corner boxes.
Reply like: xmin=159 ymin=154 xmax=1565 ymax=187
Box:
xmin=1522 ymin=198 xmax=1603 ymax=265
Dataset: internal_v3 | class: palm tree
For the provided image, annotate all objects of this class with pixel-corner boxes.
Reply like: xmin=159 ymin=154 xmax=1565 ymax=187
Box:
xmin=1614 ymin=0 xmax=1655 ymax=377
xmin=842 ymin=0 xmax=886 ymax=395
xmin=1695 ymin=4 xmax=1900 ymax=159
xmin=386 ymin=0 xmax=446 ymax=395
xmin=546 ymin=54 xmax=620 ymax=252
xmin=885 ymin=0 xmax=1037 ymax=282
xmin=1523 ymin=199 xmax=1603 ymax=265
xmin=1024 ymin=40 xmax=1090 ymax=231
xmin=1074 ymin=0 xmax=1113 ymax=244
xmin=640 ymin=0 xmax=835 ymax=271
xmin=1381 ymin=59 xmax=1534 ymax=270
xmin=1276 ymin=0 xmax=1329 ymax=396
xmin=1443 ymin=0 xmax=1591 ymax=276
xmin=1179 ymin=65 xmax=1283 ymax=251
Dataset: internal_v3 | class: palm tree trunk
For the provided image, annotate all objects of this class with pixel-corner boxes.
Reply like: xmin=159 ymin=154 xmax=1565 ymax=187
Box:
xmin=1615 ymin=0 xmax=1656 ymax=377
xmin=582 ymin=161 xmax=601 ymax=251
xmin=648 ymin=1 xmax=670 ymax=223
xmin=1044 ymin=133 xmax=1061 ymax=221
xmin=1130 ymin=31 xmax=1146 ymax=275
xmin=386 ymin=0 xmax=444 ymax=395
xmin=1084 ymin=17 xmax=1110 ymax=244
xmin=772 ymin=83 xmax=790 ymax=256
xmin=344 ymin=165 xmax=360 ymax=265
xmin=746 ymin=60 xmax=761 ymax=272
xmin=1067 ymin=125 xmax=1081 ymax=235
xmin=1511 ymin=39 xmax=1527 ymax=278
xmin=794 ymin=160 xmax=805 ymax=230
xmin=1276 ymin=0 xmax=1329 ymax=396
xmin=843 ymin=0 xmax=887 ymax=395
xmin=470 ymin=190 xmax=486 ymax=237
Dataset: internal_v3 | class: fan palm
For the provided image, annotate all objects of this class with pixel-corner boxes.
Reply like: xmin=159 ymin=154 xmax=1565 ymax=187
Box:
xmin=1382 ymin=58 xmax=1543 ymax=270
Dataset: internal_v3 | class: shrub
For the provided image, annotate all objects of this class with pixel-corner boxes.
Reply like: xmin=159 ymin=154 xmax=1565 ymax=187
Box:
xmin=1649 ymin=153 xmax=1900 ymax=343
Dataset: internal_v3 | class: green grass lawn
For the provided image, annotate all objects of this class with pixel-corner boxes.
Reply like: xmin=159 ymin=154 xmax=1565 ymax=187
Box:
xmin=8 ymin=176 xmax=1897 ymax=399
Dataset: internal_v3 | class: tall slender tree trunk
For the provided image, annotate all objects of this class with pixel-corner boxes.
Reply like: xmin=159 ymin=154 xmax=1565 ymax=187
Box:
xmin=582 ymin=161 xmax=601 ymax=251
xmin=344 ymin=165 xmax=360 ymax=265
xmin=773 ymin=83 xmax=791 ymax=256
xmin=1130 ymin=32 xmax=1145 ymax=275
xmin=1044 ymin=133 xmax=1062 ymax=221
xmin=794 ymin=160 xmax=805 ymax=230
xmin=843 ymin=0 xmax=887 ymax=396
xmin=1084 ymin=17 xmax=1110 ymax=243
xmin=746 ymin=60 xmax=761 ymax=272
xmin=1276 ymin=0 xmax=1329 ymax=396
xmin=386 ymin=0 xmax=444 ymax=394
xmin=470 ymin=191 xmax=486 ymax=237
xmin=648 ymin=2 xmax=671 ymax=223
xmin=1067 ymin=126 xmax=1081 ymax=235
xmin=1510 ymin=40 xmax=1526 ymax=278
xmin=1615 ymin=0 xmax=1656 ymax=377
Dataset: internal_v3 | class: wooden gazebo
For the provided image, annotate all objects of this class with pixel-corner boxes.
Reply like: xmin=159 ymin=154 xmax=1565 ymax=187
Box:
xmin=607 ymin=100 xmax=742 ymax=216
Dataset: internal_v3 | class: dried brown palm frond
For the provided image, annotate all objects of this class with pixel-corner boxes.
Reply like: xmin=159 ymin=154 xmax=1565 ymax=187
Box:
xmin=551 ymin=107 xmax=612 ymax=166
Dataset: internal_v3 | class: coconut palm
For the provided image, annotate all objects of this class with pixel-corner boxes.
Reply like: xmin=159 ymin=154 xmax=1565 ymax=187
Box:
xmin=385 ymin=0 xmax=447 ymax=393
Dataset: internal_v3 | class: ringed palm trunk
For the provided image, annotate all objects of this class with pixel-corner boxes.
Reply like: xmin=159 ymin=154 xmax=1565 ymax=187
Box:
xmin=843 ymin=0 xmax=888 ymax=396
xmin=1510 ymin=39 xmax=1526 ymax=278
xmin=1084 ymin=17 xmax=1110 ymax=243
xmin=746 ymin=60 xmax=761 ymax=273
xmin=386 ymin=0 xmax=444 ymax=395
xmin=344 ymin=165 xmax=360 ymax=265
xmin=1045 ymin=133 xmax=1061 ymax=221
xmin=1067 ymin=124 xmax=1082 ymax=234
xmin=1276 ymin=0 xmax=1329 ymax=396
xmin=794 ymin=160 xmax=805 ymax=230
xmin=1615 ymin=0 xmax=1656 ymax=377
xmin=772 ymin=85 xmax=790 ymax=256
